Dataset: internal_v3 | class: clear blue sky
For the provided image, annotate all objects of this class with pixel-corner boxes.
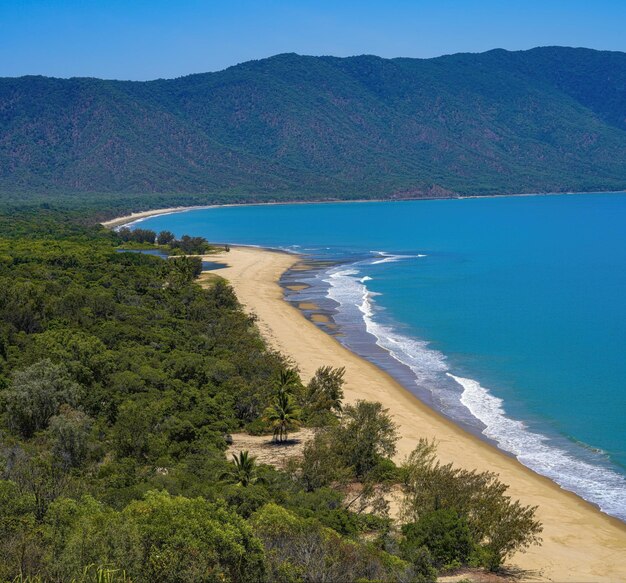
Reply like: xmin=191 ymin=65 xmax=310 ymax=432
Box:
xmin=1 ymin=0 xmax=625 ymax=80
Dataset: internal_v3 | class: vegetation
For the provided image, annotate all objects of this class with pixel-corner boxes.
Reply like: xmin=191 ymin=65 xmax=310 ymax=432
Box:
xmin=400 ymin=439 xmax=543 ymax=571
xmin=0 ymin=209 xmax=542 ymax=580
xmin=264 ymin=391 xmax=302 ymax=443
xmin=2 ymin=47 xmax=626 ymax=206
xmin=224 ymin=450 xmax=260 ymax=487
xmin=117 ymin=228 xmax=212 ymax=255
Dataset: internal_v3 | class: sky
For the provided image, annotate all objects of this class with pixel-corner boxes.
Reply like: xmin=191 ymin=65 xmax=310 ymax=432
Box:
xmin=1 ymin=0 xmax=625 ymax=80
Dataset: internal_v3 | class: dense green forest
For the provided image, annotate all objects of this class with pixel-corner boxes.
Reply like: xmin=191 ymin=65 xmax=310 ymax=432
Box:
xmin=0 ymin=208 xmax=542 ymax=582
xmin=1 ymin=47 xmax=626 ymax=204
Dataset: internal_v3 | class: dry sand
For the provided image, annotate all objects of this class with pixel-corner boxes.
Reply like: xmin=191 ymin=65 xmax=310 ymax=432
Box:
xmin=209 ymin=246 xmax=626 ymax=582
xmin=101 ymin=206 xmax=196 ymax=228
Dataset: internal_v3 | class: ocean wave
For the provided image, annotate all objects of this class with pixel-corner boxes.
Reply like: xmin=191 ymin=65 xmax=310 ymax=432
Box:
xmin=323 ymin=261 xmax=626 ymax=521
xmin=326 ymin=266 xmax=447 ymax=386
xmin=450 ymin=373 xmax=626 ymax=520
xmin=370 ymin=251 xmax=427 ymax=264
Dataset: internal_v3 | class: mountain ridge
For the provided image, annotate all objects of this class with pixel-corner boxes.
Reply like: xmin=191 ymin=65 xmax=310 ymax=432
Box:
xmin=2 ymin=46 xmax=626 ymax=200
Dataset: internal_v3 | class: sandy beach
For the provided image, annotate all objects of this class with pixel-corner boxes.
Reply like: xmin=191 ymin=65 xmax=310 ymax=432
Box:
xmin=208 ymin=245 xmax=626 ymax=582
xmin=100 ymin=206 xmax=198 ymax=229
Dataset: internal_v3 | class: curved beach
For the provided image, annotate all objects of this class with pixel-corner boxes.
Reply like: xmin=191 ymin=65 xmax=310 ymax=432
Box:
xmin=209 ymin=245 xmax=626 ymax=582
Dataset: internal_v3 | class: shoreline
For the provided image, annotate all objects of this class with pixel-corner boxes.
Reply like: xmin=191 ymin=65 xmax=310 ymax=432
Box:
xmin=100 ymin=189 xmax=626 ymax=230
xmin=207 ymin=245 xmax=626 ymax=582
xmin=284 ymin=258 xmax=626 ymax=523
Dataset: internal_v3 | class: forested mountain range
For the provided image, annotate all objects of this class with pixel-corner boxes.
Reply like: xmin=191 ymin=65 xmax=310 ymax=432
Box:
xmin=2 ymin=46 xmax=626 ymax=201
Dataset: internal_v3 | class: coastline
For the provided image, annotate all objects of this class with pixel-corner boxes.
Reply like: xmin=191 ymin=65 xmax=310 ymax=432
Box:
xmin=208 ymin=245 xmax=626 ymax=582
xmin=100 ymin=205 xmax=207 ymax=229
xmin=99 ymin=189 xmax=626 ymax=230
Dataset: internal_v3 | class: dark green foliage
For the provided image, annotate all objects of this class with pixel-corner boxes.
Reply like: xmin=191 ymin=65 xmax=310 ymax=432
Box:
xmin=0 ymin=212 xmax=291 ymax=579
xmin=401 ymin=509 xmax=474 ymax=569
xmin=295 ymin=430 xmax=352 ymax=492
xmin=118 ymin=227 xmax=156 ymax=244
xmin=303 ymin=365 xmax=345 ymax=422
xmin=157 ymin=230 xmax=176 ymax=245
xmin=1 ymin=47 xmax=626 ymax=202
xmin=404 ymin=546 xmax=438 ymax=583
xmin=3 ymin=360 xmax=81 ymax=437
xmin=167 ymin=255 xmax=204 ymax=285
xmin=401 ymin=439 xmax=543 ymax=571
xmin=339 ymin=400 xmax=398 ymax=479
xmin=263 ymin=391 xmax=302 ymax=443
xmin=169 ymin=234 xmax=212 ymax=255
xmin=294 ymin=400 xmax=399 ymax=517
xmin=0 ymin=480 xmax=40 ymax=580
xmin=297 ymin=402 xmax=399 ymax=486
xmin=47 ymin=405 xmax=93 ymax=468
xmin=224 ymin=450 xmax=260 ymax=487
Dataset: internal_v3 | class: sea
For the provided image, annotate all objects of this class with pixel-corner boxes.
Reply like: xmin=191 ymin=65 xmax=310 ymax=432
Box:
xmin=132 ymin=193 xmax=626 ymax=521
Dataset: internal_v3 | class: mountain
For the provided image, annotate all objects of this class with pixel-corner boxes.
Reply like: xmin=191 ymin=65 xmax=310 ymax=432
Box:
xmin=2 ymin=47 xmax=626 ymax=200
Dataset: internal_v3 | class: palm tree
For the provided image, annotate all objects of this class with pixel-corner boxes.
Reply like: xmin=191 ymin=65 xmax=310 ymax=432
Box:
xmin=275 ymin=368 xmax=301 ymax=396
xmin=225 ymin=450 xmax=259 ymax=487
xmin=264 ymin=391 xmax=302 ymax=443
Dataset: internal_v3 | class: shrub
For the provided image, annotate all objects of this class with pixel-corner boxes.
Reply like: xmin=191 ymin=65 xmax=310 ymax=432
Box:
xmin=402 ymin=508 xmax=474 ymax=569
xmin=401 ymin=439 xmax=542 ymax=571
xmin=46 ymin=491 xmax=267 ymax=582
xmin=3 ymin=360 xmax=81 ymax=437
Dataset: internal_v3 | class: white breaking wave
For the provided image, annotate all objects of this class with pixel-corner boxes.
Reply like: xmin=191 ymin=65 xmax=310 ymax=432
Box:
xmin=323 ymin=260 xmax=626 ymax=521
xmin=370 ymin=251 xmax=427 ymax=264
xmin=326 ymin=267 xmax=446 ymax=385
xmin=450 ymin=373 xmax=626 ymax=519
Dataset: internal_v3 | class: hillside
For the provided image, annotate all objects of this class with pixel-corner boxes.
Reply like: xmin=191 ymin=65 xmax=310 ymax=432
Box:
xmin=1 ymin=46 xmax=626 ymax=201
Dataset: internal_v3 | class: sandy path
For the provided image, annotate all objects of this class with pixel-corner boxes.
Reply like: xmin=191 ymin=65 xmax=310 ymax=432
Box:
xmin=208 ymin=246 xmax=626 ymax=582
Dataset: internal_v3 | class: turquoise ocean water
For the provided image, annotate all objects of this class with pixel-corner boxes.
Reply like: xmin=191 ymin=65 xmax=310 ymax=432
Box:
xmin=134 ymin=194 xmax=626 ymax=520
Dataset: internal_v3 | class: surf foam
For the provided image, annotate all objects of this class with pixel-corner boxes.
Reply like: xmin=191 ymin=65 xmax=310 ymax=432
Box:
xmin=322 ymin=256 xmax=626 ymax=521
xmin=371 ymin=251 xmax=427 ymax=264
xmin=451 ymin=373 xmax=626 ymax=519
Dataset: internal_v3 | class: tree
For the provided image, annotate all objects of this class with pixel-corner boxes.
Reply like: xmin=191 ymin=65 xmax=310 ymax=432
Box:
xmin=47 ymin=405 xmax=93 ymax=468
xmin=263 ymin=391 xmax=301 ymax=443
xmin=5 ymin=449 xmax=68 ymax=520
xmin=295 ymin=430 xmax=352 ymax=492
xmin=305 ymin=365 xmax=345 ymax=414
xmin=224 ymin=450 xmax=260 ymax=487
xmin=336 ymin=400 xmax=398 ymax=478
xmin=169 ymin=235 xmax=210 ymax=255
xmin=166 ymin=256 xmax=203 ymax=287
xmin=0 ymin=480 xmax=41 ymax=581
xmin=157 ymin=230 xmax=175 ymax=245
xmin=293 ymin=401 xmax=398 ymax=516
xmin=117 ymin=228 xmax=156 ymax=244
xmin=3 ymin=360 xmax=81 ymax=438
xmin=275 ymin=368 xmax=301 ymax=397
xmin=44 ymin=492 xmax=267 ymax=582
xmin=402 ymin=508 xmax=474 ymax=569
xmin=251 ymin=503 xmax=413 ymax=583
xmin=124 ymin=491 xmax=266 ymax=582
xmin=401 ymin=439 xmax=543 ymax=571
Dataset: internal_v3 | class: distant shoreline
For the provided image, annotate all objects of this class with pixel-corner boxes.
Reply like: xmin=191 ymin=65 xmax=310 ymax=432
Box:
xmin=100 ymin=189 xmax=626 ymax=230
